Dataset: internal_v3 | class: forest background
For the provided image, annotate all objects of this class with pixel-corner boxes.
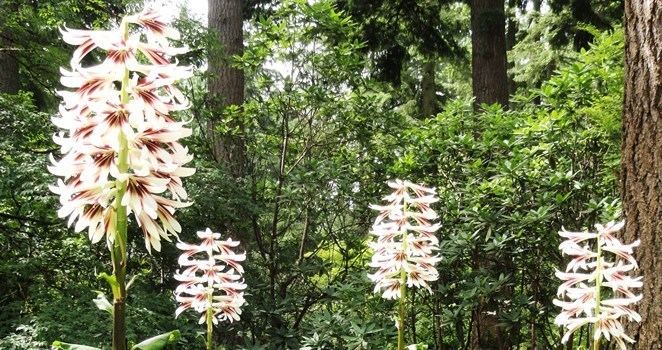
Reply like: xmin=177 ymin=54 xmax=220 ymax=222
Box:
xmin=0 ymin=0 xmax=659 ymax=349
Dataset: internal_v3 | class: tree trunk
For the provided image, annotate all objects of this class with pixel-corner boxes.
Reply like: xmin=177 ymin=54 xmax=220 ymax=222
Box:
xmin=0 ymin=33 xmax=19 ymax=94
xmin=505 ymin=0 xmax=518 ymax=95
xmin=620 ymin=0 xmax=662 ymax=348
xmin=208 ymin=0 xmax=246 ymax=177
xmin=469 ymin=2 xmax=509 ymax=348
xmin=470 ymin=0 xmax=509 ymax=109
xmin=421 ymin=59 xmax=437 ymax=117
xmin=468 ymin=250 xmax=508 ymax=350
xmin=470 ymin=299 xmax=506 ymax=350
xmin=570 ymin=0 xmax=611 ymax=50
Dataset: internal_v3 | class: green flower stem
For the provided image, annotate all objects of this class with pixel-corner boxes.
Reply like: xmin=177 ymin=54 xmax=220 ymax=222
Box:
xmin=397 ymin=201 xmax=409 ymax=350
xmin=593 ymin=233 xmax=603 ymax=350
xmin=110 ymin=17 xmax=130 ymax=350
xmin=206 ymin=290 xmax=214 ymax=350
xmin=398 ymin=267 xmax=407 ymax=350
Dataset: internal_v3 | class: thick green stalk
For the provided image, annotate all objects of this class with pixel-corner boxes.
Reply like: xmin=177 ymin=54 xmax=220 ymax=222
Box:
xmin=110 ymin=18 xmax=130 ymax=350
xmin=398 ymin=267 xmax=407 ymax=350
xmin=397 ymin=201 xmax=409 ymax=350
xmin=592 ymin=234 xmax=603 ymax=350
xmin=206 ymin=290 xmax=214 ymax=350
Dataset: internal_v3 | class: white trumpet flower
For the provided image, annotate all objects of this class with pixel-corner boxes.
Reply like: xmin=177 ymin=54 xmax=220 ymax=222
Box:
xmin=368 ymin=180 xmax=442 ymax=299
xmin=554 ymin=220 xmax=642 ymax=350
xmin=174 ymin=228 xmax=247 ymax=324
xmin=49 ymin=8 xmax=193 ymax=252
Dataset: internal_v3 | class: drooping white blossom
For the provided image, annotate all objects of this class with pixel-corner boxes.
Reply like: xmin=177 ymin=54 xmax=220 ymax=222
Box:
xmin=49 ymin=8 xmax=193 ymax=252
xmin=554 ymin=220 xmax=642 ymax=350
xmin=174 ymin=228 xmax=247 ymax=324
xmin=368 ymin=180 xmax=442 ymax=300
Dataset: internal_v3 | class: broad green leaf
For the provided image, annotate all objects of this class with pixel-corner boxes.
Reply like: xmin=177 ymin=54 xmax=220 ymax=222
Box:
xmin=131 ymin=330 xmax=181 ymax=350
xmin=52 ymin=341 xmax=102 ymax=350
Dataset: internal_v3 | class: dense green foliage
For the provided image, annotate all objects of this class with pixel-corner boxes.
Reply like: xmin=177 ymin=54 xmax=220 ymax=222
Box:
xmin=0 ymin=0 xmax=625 ymax=349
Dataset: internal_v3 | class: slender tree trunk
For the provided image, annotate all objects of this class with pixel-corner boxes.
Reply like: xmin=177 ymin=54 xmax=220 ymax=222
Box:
xmin=0 ymin=31 xmax=19 ymax=93
xmin=470 ymin=301 xmax=505 ymax=350
xmin=532 ymin=0 xmax=541 ymax=12
xmin=505 ymin=0 xmax=518 ymax=95
xmin=421 ymin=59 xmax=437 ymax=117
xmin=470 ymin=0 xmax=509 ymax=109
xmin=620 ymin=0 xmax=662 ymax=348
xmin=208 ymin=0 xmax=246 ymax=177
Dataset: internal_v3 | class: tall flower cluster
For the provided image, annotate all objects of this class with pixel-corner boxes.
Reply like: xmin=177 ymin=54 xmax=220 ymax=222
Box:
xmin=49 ymin=9 xmax=193 ymax=252
xmin=368 ymin=180 xmax=442 ymax=299
xmin=554 ymin=220 xmax=642 ymax=350
xmin=174 ymin=228 xmax=247 ymax=324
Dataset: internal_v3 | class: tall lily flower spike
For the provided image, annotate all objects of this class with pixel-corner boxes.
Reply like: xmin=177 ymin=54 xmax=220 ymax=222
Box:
xmin=49 ymin=8 xmax=194 ymax=252
xmin=174 ymin=228 xmax=247 ymax=324
xmin=554 ymin=220 xmax=642 ymax=350
xmin=368 ymin=180 xmax=442 ymax=299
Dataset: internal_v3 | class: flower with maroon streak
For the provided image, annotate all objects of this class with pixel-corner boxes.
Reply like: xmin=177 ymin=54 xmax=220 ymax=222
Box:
xmin=60 ymin=27 xmax=117 ymax=67
xmin=174 ymin=229 xmax=247 ymax=324
xmin=49 ymin=8 xmax=194 ymax=252
xmin=126 ymin=8 xmax=180 ymax=43
xmin=368 ymin=180 xmax=441 ymax=300
xmin=554 ymin=220 xmax=642 ymax=350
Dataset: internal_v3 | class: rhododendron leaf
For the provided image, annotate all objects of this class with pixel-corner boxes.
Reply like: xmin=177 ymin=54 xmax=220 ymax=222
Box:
xmin=131 ymin=330 xmax=181 ymax=350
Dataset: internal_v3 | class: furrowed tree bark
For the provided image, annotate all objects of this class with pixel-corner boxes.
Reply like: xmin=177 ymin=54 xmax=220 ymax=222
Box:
xmin=470 ymin=0 xmax=509 ymax=109
xmin=421 ymin=59 xmax=437 ymax=117
xmin=0 ymin=33 xmax=19 ymax=93
xmin=620 ymin=0 xmax=662 ymax=348
xmin=208 ymin=0 xmax=246 ymax=177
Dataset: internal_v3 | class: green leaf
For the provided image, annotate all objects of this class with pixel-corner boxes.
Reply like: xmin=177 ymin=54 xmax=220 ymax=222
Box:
xmin=52 ymin=341 xmax=102 ymax=350
xmin=98 ymin=272 xmax=120 ymax=297
xmin=131 ymin=330 xmax=181 ymax=350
